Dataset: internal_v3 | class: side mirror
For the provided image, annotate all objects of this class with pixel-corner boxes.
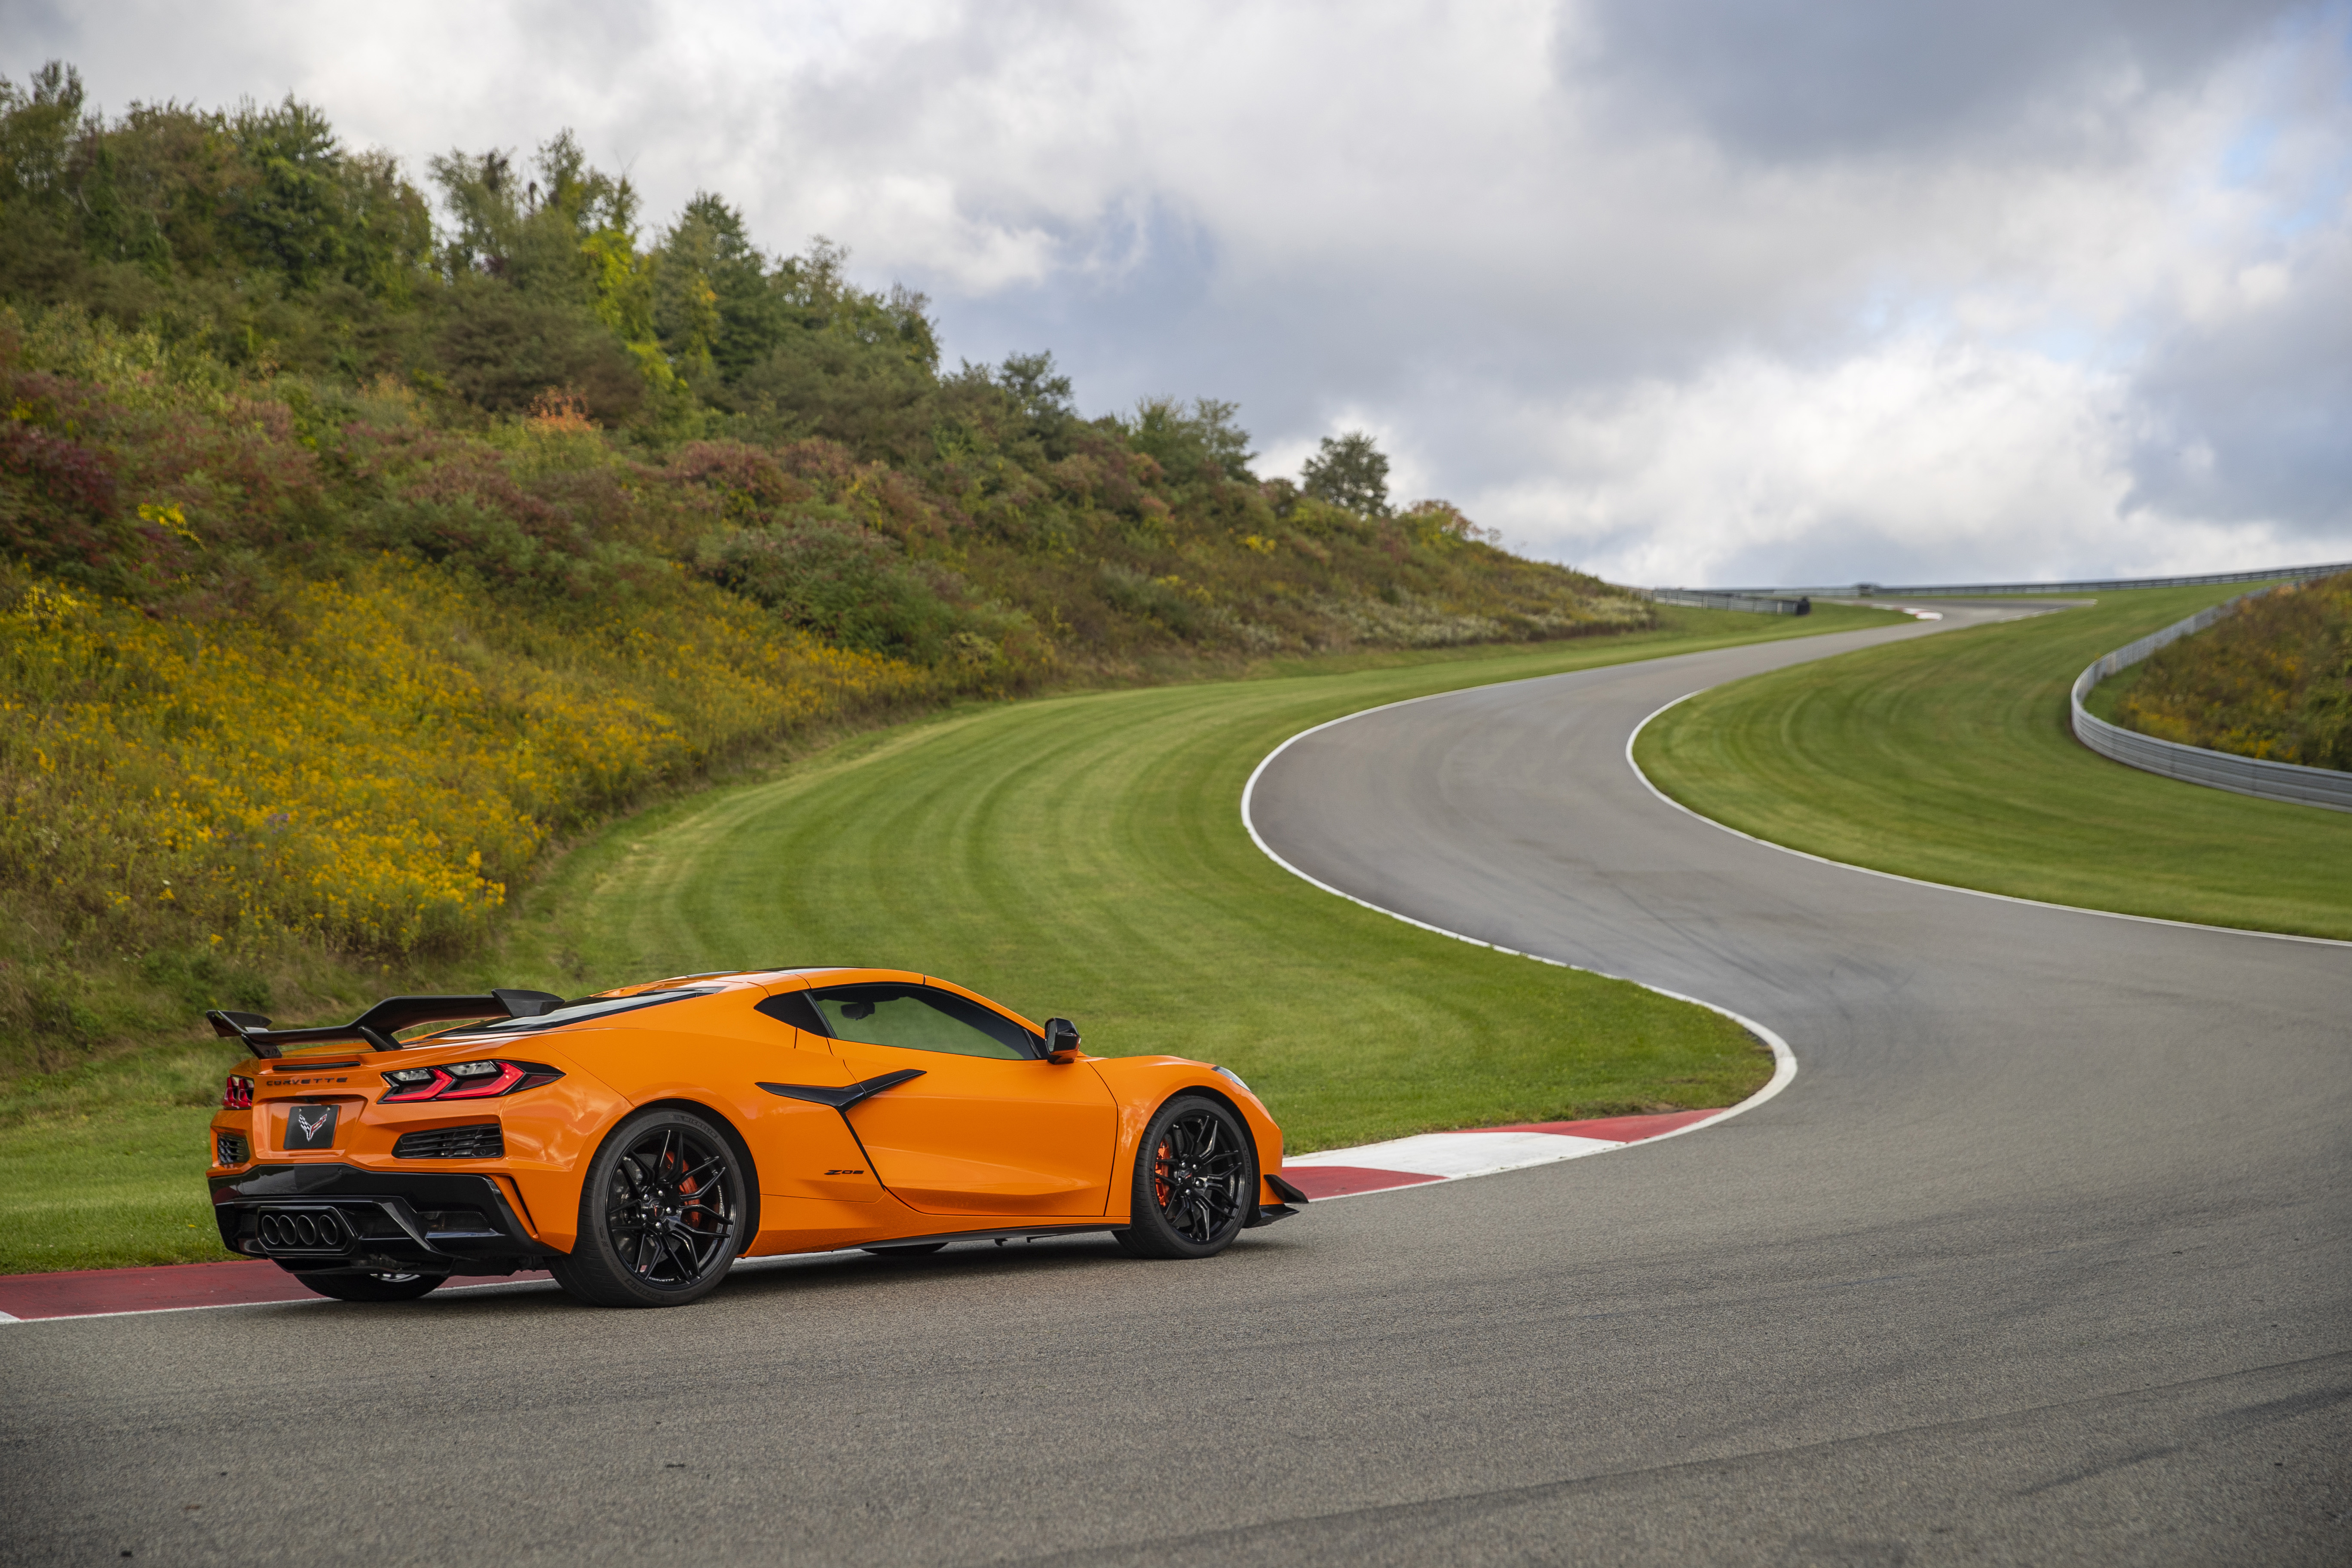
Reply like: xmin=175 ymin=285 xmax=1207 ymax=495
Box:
xmin=1042 ymin=1018 xmax=1082 ymax=1063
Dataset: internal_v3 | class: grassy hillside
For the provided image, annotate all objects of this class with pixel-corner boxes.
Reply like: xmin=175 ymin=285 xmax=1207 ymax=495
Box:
xmin=2107 ymin=569 xmax=2352 ymax=769
xmin=0 ymin=67 xmax=1654 ymax=1073
xmin=0 ymin=601 xmax=1908 ymax=1273
xmin=1635 ymin=585 xmax=2352 ymax=939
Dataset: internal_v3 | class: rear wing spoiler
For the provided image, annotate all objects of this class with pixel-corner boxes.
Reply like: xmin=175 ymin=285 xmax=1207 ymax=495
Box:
xmin=205 ymin=989 xmax=566 ymax=1058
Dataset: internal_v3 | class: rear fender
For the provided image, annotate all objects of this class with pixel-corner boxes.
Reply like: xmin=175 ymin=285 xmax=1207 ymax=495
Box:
xmin=575 ymin=1096 xmax=764 ymax=1253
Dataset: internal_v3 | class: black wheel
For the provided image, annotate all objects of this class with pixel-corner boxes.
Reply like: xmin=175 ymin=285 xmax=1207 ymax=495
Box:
xmin=862 ymin=1242 xmax=948 ymax=1257
xmin=549 ymin=1107 xmax=747 ymax=1308
xmin=1111 ymin=1095 xmax=1256 ymax=1260
xmin=294 ymin=1271 xmax=446 ymax=1302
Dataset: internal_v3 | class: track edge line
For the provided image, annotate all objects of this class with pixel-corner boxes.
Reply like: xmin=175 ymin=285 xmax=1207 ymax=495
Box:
xmin=1623 ymin=690 xmax=2352 ymax=950
xmin=1239 ymin=703 xmax=1799 ymax=1193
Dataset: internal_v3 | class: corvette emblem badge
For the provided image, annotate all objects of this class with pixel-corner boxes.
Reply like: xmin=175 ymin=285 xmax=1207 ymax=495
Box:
xmin=285 ymin=1105 xmax=338 ymax=1149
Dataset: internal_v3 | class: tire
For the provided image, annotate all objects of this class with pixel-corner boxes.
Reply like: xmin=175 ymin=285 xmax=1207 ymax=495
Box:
xmin=862 ymin=1242 xmax=948 ymax=1257
xmin=548 ymin=1106 xmax=749 ymax=1308
xmin=1111 ymin=1094 xmax=1256 ymax=1260
xmin=295 ymin=1271 xmax=446 ymax=1302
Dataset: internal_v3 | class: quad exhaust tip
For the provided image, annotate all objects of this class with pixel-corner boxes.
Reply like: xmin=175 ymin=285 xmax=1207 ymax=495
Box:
xmin=256 ymin=1208 xmax=352 ymax=1253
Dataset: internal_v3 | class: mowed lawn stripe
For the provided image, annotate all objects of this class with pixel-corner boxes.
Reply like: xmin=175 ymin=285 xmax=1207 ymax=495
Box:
xmin=1634 ymin=585 xmax=2352 ymax=940
xmin=513 ymin=609 xmax=1903 ymax=1154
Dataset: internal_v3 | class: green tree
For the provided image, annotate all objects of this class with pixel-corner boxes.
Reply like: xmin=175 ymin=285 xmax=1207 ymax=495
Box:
xmin=655 ymin=193 xmax=789 ymax=383
xmin=431 ymin=132 xmax=671 ymax=401
xmin=0 ymin=62 xmax=85 ymax=230
xmin=223 ymin=99 xmax=352 ymax=289
xmin=1302 ymin=430 xmax=1390 ymax=515
xmin=1124 ymin=395 xmax=1255 ymax=484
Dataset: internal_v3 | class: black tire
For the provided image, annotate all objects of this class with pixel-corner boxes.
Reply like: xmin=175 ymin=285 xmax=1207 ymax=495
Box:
xmin=548 ymin=1106 xmax=748 ymax=1308
xmin=295 ymin=1271 xmax=446 ymax=1302
xmin=1111 ymin=1094 xmax=1256 ymax=1260
xmin=862 ymin=1242 xmax=948 ymax=1257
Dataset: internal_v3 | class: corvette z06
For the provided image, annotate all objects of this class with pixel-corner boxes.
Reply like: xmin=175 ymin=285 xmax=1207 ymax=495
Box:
xmin=205 ymin=968 xmax=1307 ymax=1307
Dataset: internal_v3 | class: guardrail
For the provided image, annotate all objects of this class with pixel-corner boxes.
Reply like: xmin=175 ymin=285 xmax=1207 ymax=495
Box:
xmin=1688 ymin=560 xmax=2352 ymax=600
xmin=1643 ymin=589 xmax=1811 ymax=616
xmin=2071 ymin=585 xmax=2352 ymax=814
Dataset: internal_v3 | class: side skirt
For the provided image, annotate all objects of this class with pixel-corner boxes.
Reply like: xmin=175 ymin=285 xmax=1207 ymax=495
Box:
xmin=837 ymin=1222 xmax=1121 ymax=1253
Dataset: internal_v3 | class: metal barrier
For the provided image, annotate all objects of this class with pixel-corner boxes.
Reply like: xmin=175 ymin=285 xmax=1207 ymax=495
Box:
xmin=1644 ymin=589 xmax=1811 ymax=616
xmin=1693 ymin=560 xmax=2352 ymax=600
xmin=2071 ymin=585 xmax=2352 ymax=814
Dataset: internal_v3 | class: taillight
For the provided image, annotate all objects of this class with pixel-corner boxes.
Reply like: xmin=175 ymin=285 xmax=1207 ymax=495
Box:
xmin=380 ymin=1060 xmax=562 ymax=1102
xmin=223 ymin=1075 xmax=254 ymax=1109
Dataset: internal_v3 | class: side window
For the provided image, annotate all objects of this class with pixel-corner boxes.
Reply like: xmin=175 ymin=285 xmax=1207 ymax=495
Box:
xmin=805 ymin=983 xmax=1038 ymax=1060
xmin=754 ymin=991 xmax=828 ymax=1037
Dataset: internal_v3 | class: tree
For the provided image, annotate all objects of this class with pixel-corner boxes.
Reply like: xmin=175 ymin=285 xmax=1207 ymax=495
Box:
xmin=1123 ymin=395 xmax=1256 ymax=484
xmin=1301 ymin=430 xmax=1390 ymax=515
xmin=0 ymin=61 xmax=86 ymax=216
xmin=655 ymin=193 xmax=787 ymax=382
xmin=995 ymin=351 xmax=1074 ymax=424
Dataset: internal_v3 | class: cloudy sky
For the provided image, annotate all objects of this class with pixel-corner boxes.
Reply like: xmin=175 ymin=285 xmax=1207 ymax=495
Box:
xmin=8 ymin=0 xmax=2349 ymax=586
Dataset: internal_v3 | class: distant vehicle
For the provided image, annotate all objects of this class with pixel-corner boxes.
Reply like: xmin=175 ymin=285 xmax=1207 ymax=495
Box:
xmin=206 ymin=968 xmax=1305 ymax=1307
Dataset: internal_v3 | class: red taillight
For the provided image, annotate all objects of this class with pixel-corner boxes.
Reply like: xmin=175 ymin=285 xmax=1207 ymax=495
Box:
xmin=438 ymin=1061 xmax=528 ymax=1099
xmin=380 ymin=1067 xmax=453 ymax=1102
xmin=380 ymin=1060 xmax=560 ymax=1103
xmin=222 ymin=1075 xmax=254 ymax=1109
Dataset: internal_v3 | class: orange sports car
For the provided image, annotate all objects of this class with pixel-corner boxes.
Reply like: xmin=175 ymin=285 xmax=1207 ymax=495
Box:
xmin=205 ymin=968 xmax=1307 ymax=1307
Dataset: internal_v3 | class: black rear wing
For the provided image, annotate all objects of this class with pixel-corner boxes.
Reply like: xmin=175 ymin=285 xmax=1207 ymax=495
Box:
xmin=206 ymin=989 xmax=565 ymax=1058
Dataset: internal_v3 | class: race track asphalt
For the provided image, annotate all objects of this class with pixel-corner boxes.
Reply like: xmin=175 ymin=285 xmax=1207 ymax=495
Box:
xmin=4 ymin=610 xmax=2346 ymax=1566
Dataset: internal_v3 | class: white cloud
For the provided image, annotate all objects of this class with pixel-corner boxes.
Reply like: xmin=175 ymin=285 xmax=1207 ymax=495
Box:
xmin=1467 ymin=337 xmax=2300 ymax=585
xmin=6 ymin=0 xmax=2349 ymax=584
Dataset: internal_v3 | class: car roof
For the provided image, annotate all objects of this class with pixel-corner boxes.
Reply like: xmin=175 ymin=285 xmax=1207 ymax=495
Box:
xmin=587 ymin=966 xmax=873 ymax=998
xmin=584 ymin=968 xmax=1043 ymax=1035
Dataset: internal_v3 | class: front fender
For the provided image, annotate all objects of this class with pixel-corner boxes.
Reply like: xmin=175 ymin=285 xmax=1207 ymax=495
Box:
xmin=1086 ymin=1056 xmax=1288 ymax=1223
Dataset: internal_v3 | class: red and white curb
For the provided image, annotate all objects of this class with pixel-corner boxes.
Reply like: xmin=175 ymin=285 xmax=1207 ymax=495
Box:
xmin=1278 ymin=1108 xmax=1725 ymax=1200
xmin=0 ymin=1262 xmax=556 ymax=1323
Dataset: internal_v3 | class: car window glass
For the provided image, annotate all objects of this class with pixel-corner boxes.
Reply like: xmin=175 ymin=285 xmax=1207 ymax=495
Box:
xmin=754 ymin=991 xmax=828 ymax=1037
xmin=807 ymin=983 xmax=1036 ymax=1060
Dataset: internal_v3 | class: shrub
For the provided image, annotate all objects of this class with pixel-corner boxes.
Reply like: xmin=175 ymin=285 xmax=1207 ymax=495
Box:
xmin=698 ymin=517 xmax=970 ymax=662
xmin=0 ymin=558 xmax=927 ymax=959
xmin=2116 ymin=571 xmax=2352 ymax=771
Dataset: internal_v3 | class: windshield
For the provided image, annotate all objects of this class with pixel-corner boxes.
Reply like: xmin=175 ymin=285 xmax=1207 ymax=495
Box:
xmin=430 ymin=986 xmax=722 ymax=1036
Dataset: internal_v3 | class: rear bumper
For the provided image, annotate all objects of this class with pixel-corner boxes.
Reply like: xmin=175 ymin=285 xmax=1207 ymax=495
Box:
xmin=209 ymin=1164 xmax=563 ymax=1277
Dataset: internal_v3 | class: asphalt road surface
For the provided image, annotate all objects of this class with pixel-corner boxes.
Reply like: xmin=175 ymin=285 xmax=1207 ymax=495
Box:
xmin=6 ymin=610 xmax=2347 ymax=1566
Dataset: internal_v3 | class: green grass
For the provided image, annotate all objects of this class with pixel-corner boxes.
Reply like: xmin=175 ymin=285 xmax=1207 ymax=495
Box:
xmin=0 ymin=1040 xmax=246 ymax=1275
xmin=1636 ymin=584 xmax=2352 ymax=939
xmin=0 ymin=601 xmax=1908 ymax=1273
